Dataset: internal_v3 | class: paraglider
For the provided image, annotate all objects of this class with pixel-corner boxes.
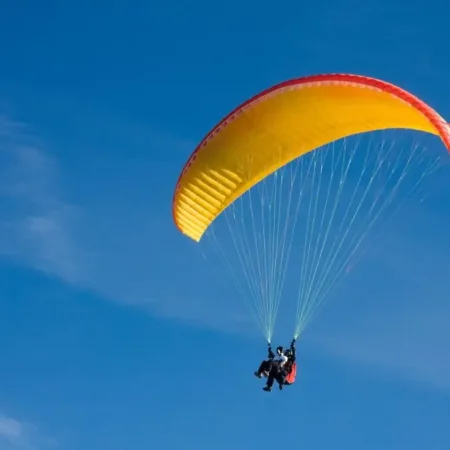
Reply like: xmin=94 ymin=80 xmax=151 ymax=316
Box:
xmin=172 ymin=73 xmax=450 ymax=391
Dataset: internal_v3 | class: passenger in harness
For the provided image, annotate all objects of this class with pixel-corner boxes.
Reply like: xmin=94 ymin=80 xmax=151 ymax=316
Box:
xmin=255 ymin=343 xmax=287 ymax=378
xmin=254 ymin=343 xmax=277 ymax=379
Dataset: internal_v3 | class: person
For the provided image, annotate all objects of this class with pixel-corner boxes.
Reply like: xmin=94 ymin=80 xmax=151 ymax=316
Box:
xmin=262 ymin=345 xmax=288 ymax=391
xmin=254 ymin=343 xmax=276 ymax=378
xmin=263 ymin=339 xmax=296 ymax=392
xmin=283 ymin=339 xmax=297 ymax=386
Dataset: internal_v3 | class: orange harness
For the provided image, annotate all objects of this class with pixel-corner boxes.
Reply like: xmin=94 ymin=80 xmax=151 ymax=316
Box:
xmin=285 ymin=362 xmax=297 ymax=384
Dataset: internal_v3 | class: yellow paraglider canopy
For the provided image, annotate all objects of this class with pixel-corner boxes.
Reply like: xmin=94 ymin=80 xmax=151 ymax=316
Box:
xmin=173 ymin=73 xmax=450 ymax=242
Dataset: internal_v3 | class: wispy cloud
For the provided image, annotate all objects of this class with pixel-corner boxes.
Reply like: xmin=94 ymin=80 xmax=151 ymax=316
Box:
xmin=0 ymin=413 xmax=55 ymax=450
xmin=0 ymin=112 xmax=237 ymax=330
xmin=313 ymin=305 xmax=450 ymax=391
xmin=2 ymin=112 xmax=449 ymax=391
xmin=310 ymin=206 xmax=450 ymax=391
xmin=0 ymin=415 xmax=22 ymax=443
xmin=0 ymin=115 xmax=84 ymax=284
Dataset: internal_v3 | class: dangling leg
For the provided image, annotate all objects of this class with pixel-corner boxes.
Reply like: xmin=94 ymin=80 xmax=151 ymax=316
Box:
xmin=276 ymin=370 xmax=286 ymax=390
xmin=263 ymin=374 xmax=274 ymax=391
xmin=255 ymin=360 xmax=271 ymax=378
xmin=263 ymin=365 xmax=278 ymax=392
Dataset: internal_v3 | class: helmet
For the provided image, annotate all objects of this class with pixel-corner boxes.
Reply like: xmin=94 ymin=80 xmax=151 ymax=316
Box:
xmin=276 ymin=346 xmax=284 ymax=354
xmin=285 ymin=349 xmax=292 ymax=357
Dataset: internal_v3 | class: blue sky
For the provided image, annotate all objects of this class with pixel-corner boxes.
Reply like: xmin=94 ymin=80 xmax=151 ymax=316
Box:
xmin=1 ymin=1 xmax=450 ymax=449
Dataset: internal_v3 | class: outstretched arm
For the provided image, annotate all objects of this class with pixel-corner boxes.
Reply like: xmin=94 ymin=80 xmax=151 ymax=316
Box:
xmin=290 ymin=339 xmax=296 ymax=358
xmin=267 ymin=343 xmax=275 ymax=359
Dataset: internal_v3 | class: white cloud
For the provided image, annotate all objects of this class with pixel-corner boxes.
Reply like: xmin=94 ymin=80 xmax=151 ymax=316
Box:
xmin=1 ymin=112 xmax=449 ymax=393
xmin=0 ymin=414 xmax=55 ymax=450
xmin=0 ymin=116 xmax=84 ymax=283
xmin=0 ymin=113 xmax=241 ymax=331
xmin=0 ymin=416 xmax=22 ymax=441
xmin=313 ymin=304 xmax=450 ymax=391
xmin=309 ymin=204 xmax=450 ymax=392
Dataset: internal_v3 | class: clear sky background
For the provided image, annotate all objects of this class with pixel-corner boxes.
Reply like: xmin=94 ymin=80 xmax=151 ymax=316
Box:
xmin=1 ymin=1 xmax=450 ymax=449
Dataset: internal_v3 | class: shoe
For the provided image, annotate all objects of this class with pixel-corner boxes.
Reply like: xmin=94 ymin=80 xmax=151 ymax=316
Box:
xmin=254 ymin=372 xmax=262 ymax=378
xmin=263 ymin=386 xmax=272 ymax=392
xmin=279 ymin=384 xmax=283 ymax=390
